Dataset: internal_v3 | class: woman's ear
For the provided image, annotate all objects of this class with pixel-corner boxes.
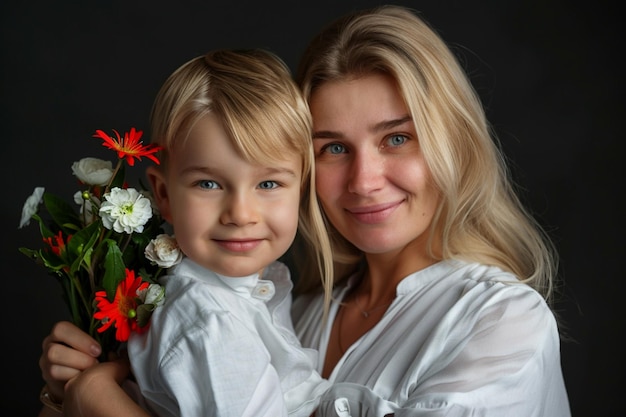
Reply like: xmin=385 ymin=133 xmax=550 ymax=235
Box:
xmin=146 ymin=166 xmax=172 ymax=223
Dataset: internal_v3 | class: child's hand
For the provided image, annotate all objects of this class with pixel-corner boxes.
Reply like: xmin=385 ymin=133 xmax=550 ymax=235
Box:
xmin=64 ymin=355 xmax=149 ymax=417
xmin=39 ymin=321 xmax=102 ymax=403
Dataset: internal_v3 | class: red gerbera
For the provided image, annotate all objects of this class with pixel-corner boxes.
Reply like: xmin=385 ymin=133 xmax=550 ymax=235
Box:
xmin=93 ymin=127 xmax=162 ymax=166
xmin=93 ymin=269 xmax=150 ymax=342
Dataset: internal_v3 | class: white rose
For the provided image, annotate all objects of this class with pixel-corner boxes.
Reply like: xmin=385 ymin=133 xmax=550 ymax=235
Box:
xmin=137 ymin=283 xmax=165 ymax=307
xmin=99 ymin=187 xmax=153 ymax=234
xmin=72 ymin=157 xmax=114 ymax=186
xmin=145 ymin=234 xmax=183 ymax=268
xmin=19 ymin=187 xmax=45 ymax=228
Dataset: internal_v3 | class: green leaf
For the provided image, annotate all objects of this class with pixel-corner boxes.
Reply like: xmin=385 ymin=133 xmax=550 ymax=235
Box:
xmin=67 ymin=221 xmax=100 ymax=276
xmin=102 ymin=239 xmax=126 ymax=299
xmin=136 ymin=303 xmax=156 ymax=328
xmin=43 ymin=193 xmax=81 ymax=233
xmin=18 ymin=247 xmax=46 ymax=267
xmin=31 ymin=213 xmax=55 ymax=239
xmin=61 ymin=274 xmax=85 ymax=329
xmin=39 ymin=249 xmax=68 ymax=270
xmin=137 ymin=266 xmax=159 ymax=284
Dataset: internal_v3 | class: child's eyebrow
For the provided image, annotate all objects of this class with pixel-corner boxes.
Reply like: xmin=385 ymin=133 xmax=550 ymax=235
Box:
xmin=178 ymin=165 xmax=214 ymax=176
xmin=179 ymin=165 xmax=297 ymax=177
xmin=260 ymin=166 xmax=298 ymax=177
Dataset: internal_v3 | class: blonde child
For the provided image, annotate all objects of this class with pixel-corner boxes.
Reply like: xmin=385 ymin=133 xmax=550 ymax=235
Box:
xmin=56 ymin=49 xmax=332 ymax=417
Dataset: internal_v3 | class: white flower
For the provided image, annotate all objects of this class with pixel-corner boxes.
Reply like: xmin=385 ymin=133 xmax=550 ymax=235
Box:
xmin=99 ymin=187 xmax=152 ymax=234
xmin=137 ymin=283 xmax=165 ymax=307
xmin=19 ymin=187 xmax=45 ymax=228
xmin=73 ymin=191 xmax=101 ymax=224
xmin=145 ymin=234 xmax=183 ymax=268
xmin=72 ymin=157 xmax=114 ymax=186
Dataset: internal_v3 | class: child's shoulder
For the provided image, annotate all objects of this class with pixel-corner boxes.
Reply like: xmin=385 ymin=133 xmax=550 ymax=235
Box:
xmin=261 ymin=260 xmax=290 ymax=284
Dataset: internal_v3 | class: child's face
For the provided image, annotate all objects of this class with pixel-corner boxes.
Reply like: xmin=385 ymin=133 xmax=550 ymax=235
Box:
xmin=150 ymin=114 xmax=302 ymax=277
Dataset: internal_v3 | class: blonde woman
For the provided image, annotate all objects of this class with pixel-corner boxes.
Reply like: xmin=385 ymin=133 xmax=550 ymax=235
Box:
xmin=291 ymin=5 xmax=570 ymax=416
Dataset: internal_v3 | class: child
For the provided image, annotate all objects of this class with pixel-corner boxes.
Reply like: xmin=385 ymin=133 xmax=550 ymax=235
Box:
xmin=67 ymin=49 xmax=333 ymax=417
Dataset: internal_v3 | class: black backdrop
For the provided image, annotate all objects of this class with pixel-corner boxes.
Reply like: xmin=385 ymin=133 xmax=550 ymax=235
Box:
xmin=2 ymin=1 xmax=623 ymax=416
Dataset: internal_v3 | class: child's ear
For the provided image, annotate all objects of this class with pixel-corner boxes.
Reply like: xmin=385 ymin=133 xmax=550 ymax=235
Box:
xmin=146 ymin=166 xmax=172 ymax=223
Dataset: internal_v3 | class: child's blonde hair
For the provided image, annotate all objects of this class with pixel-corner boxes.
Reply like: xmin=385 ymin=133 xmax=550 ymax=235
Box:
xmin=150 ymin=49 xmax=333 ymax=315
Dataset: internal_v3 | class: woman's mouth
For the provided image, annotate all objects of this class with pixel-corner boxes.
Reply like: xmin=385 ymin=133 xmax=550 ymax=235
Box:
xmin=346 ymin=201 xmax=402 ymax=224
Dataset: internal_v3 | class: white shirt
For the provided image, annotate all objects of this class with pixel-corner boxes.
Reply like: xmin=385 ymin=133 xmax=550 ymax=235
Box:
xmin=128 ymin=257 xmax=330 ymax=417
xmin=292 ymin=260 xmax=571 ymax=417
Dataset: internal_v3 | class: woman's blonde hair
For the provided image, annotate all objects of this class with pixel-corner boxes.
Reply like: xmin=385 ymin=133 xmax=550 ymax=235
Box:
xmin=149 ymin=49 xmax=334 ymax=314
xmin=296 ymin=5 xmax=558 ymax=304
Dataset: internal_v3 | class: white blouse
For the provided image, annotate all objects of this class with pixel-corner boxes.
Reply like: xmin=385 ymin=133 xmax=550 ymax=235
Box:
xmin=292 ymin=259 xmax=571 ymax=417
xmin=128 ymin=257 xmax=329 ymax=417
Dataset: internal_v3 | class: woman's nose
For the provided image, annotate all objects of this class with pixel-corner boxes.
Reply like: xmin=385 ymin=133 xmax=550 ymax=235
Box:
xmin=347 ymin=149 xmax=384 ymax=195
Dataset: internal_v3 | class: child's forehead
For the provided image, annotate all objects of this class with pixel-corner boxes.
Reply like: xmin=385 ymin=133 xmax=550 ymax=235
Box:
xmin=170 ymin=155 xmax=303 ymax=186
xmin=175 ymin=132 xmax=302 ymax=161
xmin=170 ymin=132 xmax=302 ymax=171
xmin=164 ymin=113 xmax=307 ymax=177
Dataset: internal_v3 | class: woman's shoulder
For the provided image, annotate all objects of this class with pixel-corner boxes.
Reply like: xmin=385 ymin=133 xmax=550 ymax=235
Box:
xmin=409 ymin=259 xmax=542 ymax=297
xmin=397 ymin=261 xmax=561 ymax=362
xmin=453 ymin=260 xmax=547 ymax=303
xmin=399 ymin=260 xmax=554 ymax=326
xmin=443 ymin=260 xmax=557 ymax=334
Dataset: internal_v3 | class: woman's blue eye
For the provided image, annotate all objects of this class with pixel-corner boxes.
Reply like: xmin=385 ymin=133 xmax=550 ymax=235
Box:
xmin=327 ymin=143 xmax=345 ymax=154
xmin=388 ymin=134 xmax=407 ymax=146
xmin=259 ymin=180 xmax=278 ymax=190
xmin=198 ymin=180 xmax=219 ymax=189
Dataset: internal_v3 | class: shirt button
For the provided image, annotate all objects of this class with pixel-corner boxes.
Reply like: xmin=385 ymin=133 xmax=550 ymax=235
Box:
xmin=334 ymin=398 xmax=352 ymax=417
xmin=252 ymin=282 xmax=275 ymax=301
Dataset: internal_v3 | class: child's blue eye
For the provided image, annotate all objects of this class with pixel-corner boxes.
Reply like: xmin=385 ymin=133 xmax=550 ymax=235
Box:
xmin=198 ymin=180 xmax=219 ymax=189
xmin=259 ymin=181 xmax=278 ymax=190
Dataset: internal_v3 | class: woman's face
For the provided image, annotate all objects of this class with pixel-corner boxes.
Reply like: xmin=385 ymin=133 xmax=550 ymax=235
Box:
xmin=309 ymin=73 xmax=440 ymax=258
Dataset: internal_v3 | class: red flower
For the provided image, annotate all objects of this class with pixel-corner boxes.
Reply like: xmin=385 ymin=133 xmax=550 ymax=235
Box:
xmin=93 ymin=269 xmax=150 ymax=342
xmin=43 ymin=231 xmax=67 ymax=257
xmin=93 ymin=127 xmax=162 ymax=166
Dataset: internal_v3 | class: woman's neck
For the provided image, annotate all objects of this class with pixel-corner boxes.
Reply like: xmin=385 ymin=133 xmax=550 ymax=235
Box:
xmin=362 ymin=246 xmax=438 ymax=301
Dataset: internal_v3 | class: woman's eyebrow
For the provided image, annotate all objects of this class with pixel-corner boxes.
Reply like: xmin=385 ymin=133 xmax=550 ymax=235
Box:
xmin=371 ymin=115 xmax=412 ymax=133
xmin=312 ymin=115 xmax=412 ymax=140
xmin=312 ymin=130 xmax=343 ymax=140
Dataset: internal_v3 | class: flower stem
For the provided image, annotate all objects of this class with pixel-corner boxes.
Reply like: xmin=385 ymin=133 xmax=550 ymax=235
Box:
xmin=105 ymin=159 xmax=124 ymax=194
xmin=120 ymin=233 xmax=133 ymax=253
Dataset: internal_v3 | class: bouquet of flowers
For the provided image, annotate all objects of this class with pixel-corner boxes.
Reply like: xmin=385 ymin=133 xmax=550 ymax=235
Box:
xmin=19 ymin=128 xmax=182 ymax=358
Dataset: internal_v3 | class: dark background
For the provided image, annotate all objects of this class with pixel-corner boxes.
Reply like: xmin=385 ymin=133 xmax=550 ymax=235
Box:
xmin=2 ymin=0 xmax=622 ymax=416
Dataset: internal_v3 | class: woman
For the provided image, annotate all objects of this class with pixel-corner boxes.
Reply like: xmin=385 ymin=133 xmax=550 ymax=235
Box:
xmin=289 ymin=5 xmax=569 ymax=416
xmin=38 ymin=5 xmax=570 ymax=416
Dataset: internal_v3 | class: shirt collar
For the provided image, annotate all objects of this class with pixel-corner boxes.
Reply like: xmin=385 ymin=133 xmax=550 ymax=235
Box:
xmin=171 ymin=257 xmax=277 ymax=302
